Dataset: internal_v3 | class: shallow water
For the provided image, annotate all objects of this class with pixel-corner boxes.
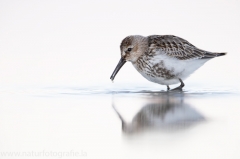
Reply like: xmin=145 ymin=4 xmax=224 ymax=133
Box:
xmin=0 ymin=86 xmax=240 ymax=159
xmin=1 ymin=0 xmax=240 ymax=158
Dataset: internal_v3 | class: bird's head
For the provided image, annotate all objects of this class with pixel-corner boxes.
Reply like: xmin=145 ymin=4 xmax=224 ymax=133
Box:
xmin=120 ymin=35 xmax=147 ymax=62
xmin=110 ymin=35 xmax=148 ymax=81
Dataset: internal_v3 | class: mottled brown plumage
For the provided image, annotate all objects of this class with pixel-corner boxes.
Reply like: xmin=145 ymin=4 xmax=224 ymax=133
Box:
xmin=147 ymin=35 xmax=224 ymax=60
xmin=120 ymin=36 xmax=133 ymax=50
xmin=110 ymin=35 xmax=226 ymax=90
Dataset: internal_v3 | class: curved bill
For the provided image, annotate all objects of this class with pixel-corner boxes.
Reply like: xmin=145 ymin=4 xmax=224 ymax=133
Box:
xmin=110 ymin=57 xmax=126 ymax=81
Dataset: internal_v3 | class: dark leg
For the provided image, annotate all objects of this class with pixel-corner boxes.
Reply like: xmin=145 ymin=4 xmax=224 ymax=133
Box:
xmin=179 ymin=78 xmax=185 ymax=88
xmin=167 ymin=85 xmax=170 ymax=91
xmin=171 ymin=78 xmax=185 ymax=90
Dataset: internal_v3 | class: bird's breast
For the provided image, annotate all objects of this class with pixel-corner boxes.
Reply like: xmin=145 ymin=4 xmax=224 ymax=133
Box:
xmin=132 ymin=54 xmax=188 ymax=85
xmin=135 ymin=55 xmax=181 ymax=78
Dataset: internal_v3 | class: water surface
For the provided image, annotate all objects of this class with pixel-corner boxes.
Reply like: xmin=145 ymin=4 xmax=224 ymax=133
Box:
xmin=0 ymin=85 xmax=239 ymax=159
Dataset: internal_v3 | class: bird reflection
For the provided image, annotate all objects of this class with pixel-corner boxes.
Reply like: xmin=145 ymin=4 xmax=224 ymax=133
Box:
xmin=112 ymin=92 xmax=204 ymax=134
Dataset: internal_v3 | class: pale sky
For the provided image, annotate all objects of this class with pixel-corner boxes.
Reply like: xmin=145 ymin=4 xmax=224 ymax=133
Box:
xmin=0 ymin=0 xmax=239 ymax=88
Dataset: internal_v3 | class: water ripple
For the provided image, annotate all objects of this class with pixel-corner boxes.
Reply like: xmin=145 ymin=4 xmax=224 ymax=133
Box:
xmin=0 ymin=85 xmax=239 ymax=97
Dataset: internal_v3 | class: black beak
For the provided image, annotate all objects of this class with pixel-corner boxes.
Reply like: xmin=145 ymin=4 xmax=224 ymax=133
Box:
xmin=110 ymin=57 xmax=126 ymax=81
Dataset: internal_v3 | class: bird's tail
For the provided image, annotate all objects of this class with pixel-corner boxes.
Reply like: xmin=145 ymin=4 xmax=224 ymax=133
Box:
xmin=203 ymin=52 xmax=227 ymax=59
xmin=215 ymin=52 xmax=227 ymax=57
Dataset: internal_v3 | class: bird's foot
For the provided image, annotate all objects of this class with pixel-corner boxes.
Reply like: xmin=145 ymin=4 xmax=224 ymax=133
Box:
xmin=170 ymin=86 xmax=183 ymax=91
xmin=168 ymin=78 xmax=185 ymax=91
xmin=167 ymin=85 xmax=170 ymax=91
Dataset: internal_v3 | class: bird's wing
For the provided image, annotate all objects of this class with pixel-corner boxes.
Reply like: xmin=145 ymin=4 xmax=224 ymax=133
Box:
xmin=147 ymin=35 xmax=213 ymax=60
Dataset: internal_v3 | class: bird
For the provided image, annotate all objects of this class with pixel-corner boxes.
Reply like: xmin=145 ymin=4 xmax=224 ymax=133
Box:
xmin=110 ymin=35 xmax=226 ymax=90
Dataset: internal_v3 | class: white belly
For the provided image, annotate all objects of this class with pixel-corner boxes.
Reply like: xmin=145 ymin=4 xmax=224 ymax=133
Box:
xmin=133 ymin=54 xmax=209 ymax=85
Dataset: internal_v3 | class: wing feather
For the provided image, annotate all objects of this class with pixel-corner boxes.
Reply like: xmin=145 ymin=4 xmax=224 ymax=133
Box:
xmin=147 ymin=35 xmax=211 ymax=60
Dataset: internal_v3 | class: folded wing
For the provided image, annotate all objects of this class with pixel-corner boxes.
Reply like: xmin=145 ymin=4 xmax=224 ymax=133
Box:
xmin=148 ymin=35 xmax=223 ymax=60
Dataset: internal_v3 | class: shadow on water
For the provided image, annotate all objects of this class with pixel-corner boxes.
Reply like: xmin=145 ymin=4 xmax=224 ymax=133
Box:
xmin=112 ymin=91 xmax=205 ymax=134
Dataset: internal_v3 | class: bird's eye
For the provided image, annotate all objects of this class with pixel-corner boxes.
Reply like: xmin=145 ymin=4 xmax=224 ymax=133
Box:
xmin=127 ymin=48 xmax=132 ymax=52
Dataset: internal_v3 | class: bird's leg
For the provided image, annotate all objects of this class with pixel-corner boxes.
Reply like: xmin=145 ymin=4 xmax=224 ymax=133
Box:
xmin=179 ymin=78 xmax=185 ymax=88
xmin=171 ymin=78 xmax=185 ymax=90
xmin=167 ymin=85 xmax=170 ymax=91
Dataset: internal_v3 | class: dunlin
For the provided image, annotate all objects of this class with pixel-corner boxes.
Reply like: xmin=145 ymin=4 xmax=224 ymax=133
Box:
xmin=110 ymin=35 xmax=226 ymax=90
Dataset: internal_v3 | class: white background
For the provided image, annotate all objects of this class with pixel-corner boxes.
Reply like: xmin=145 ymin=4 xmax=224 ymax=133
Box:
xmin=0 ymin=0 xmax=239 ymax=88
